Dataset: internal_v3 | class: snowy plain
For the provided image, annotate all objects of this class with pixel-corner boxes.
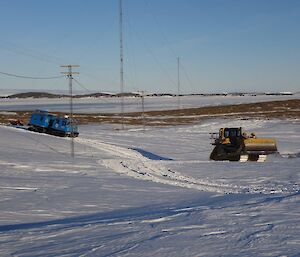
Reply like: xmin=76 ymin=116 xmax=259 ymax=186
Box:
xmin=0 ymin=116 xmax=299 ymax=256
xmin=0 ymin=94 xmax=299 ymax=113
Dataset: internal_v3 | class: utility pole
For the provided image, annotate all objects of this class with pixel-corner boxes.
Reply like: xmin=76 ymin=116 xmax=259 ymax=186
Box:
xmin=61 ymin=65 xmax=80 ymax=158
xmin=138 ymin=91 xmax=146 ymax=131
xmin=177 ymin=57 xmax=181 ymax=109
xmin=119 ymin=0 xmax=125 ymax=129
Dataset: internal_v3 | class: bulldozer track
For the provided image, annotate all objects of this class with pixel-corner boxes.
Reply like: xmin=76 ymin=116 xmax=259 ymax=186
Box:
xmin=76 ymin=138 xmax=295 ymax=195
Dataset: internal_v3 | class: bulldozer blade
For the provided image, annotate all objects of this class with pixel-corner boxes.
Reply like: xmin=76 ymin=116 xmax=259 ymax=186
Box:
xmin=239 ymin=155 xmax=249 ymax=162
xmin=244 ymin=138 xmax=277 ymax=153
xmin=257 ymin=155 xmax=267 ymax=162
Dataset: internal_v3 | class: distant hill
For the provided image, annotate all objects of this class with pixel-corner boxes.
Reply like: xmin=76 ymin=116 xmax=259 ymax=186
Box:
xmin=0 ymin=91 xmax=295 ymax=99
xmin=1 ymin=91 xmax=145 ymax=99
xmin=0 ymin=92 xmax=113 ymax=99
xmin=3 ymin=92 xmax=67 ymax=99
xmin=73 ymin=92 xmax=116 ymax=98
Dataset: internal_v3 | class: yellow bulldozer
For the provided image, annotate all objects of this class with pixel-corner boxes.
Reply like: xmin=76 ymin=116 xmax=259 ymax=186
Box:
xmin=210 ymin=127 xmax=277 ymax=162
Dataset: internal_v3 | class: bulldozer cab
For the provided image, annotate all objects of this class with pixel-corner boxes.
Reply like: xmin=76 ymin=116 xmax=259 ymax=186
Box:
xmin=220 ymin=127 xmax=242 ymax=146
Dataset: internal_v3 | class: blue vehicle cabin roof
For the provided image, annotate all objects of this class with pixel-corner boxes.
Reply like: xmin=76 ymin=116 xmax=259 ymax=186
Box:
xmin=28 ymin=110 xmax=79 ymax=136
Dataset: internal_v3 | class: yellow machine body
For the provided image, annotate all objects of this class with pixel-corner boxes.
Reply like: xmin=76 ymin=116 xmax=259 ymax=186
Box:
xmin=210 ymin=127 xmax=277 ymax=161
xmin=243 ymin=138 xmax=277 ymax=152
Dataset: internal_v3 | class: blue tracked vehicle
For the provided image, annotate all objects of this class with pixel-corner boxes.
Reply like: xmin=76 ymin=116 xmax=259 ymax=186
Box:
xmin=28 ymin=110 xmax=79 ymax=137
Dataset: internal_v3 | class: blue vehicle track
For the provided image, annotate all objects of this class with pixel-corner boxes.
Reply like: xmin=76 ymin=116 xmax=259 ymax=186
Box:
xmin=28 ymin=110 xmax=79 ymax=137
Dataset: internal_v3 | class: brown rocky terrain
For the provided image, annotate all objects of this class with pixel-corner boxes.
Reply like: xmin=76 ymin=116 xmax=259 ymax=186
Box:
xmin=0 ymin=99 xmax=299 ymax=126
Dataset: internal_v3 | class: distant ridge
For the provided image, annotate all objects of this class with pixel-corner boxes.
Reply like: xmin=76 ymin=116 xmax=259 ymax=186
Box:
xmin=0 ymin=91 xmax=295 ymax=99
xmin=3 ymin=92 xmax=67 ymax=99
xmin=1 ymin=91 xmax=138 ymax=99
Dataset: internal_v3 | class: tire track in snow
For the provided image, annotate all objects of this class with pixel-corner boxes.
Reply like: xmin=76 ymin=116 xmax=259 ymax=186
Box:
xmin=76 ymin=138 xmax=289 ymax=194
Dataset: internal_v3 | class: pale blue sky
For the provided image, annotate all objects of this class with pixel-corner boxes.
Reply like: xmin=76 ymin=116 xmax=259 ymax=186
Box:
xmin=0 ymin=0 xmax=299 ymax=93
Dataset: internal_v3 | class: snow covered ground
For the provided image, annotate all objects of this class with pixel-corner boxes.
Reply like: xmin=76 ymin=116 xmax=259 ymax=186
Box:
xmin=0 ymin=118 xmax=299 ymax=256
xmin=0 ymin=94 xmax=299 ymax=113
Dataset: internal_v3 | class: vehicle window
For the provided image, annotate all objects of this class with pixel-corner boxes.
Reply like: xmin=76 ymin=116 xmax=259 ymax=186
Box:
xmin=224 ymin=131 xmax=229 ymax=137
xmin=230 ymin=130 xmax=235 ymax=137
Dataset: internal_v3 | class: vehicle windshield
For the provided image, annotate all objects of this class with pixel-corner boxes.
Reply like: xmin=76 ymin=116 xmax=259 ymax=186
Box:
xmin=224 ymin=128 xmax=241 ymax=138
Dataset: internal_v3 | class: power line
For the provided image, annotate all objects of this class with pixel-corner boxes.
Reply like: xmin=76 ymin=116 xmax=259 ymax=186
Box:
xmin=179 ymin=62 xmax=196 ymax=92
xmin=119 ymin=0 xmax=125 ymax=129
xmin=80 ymin=70 xmax=119 ymax=89
xmin=145 ymin=1 xmax=178 ymax=58
xmin=144 ymin=1 xmax=196 ymax=92
xmin=0 ymin=39 xmax=63 ymax=65
xmin=72 ymin=77 xmax=119 ymax=105
xmin=125 ymin=18 xmax=177 ymax=88
xmin=72 ymin=77 xmax=93 ymax=93
xmin=124 ymin=25 xmax=138 ymax=91
xmin=0 ymin=71 xmax=64 ymax=80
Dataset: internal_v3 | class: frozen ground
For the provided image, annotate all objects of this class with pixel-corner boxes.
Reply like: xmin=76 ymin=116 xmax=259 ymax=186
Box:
xmin=0 ymin=94 xmax=299 ymax=113
xmin=0 ymin=118 xmax=299 ymax=256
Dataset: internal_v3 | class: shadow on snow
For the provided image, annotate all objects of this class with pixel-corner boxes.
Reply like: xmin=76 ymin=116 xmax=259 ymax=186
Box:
xmin=1 ymin=192 xmax=297 ymax=233
xmin=131 ymin=147 xmax=173 ymax=161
